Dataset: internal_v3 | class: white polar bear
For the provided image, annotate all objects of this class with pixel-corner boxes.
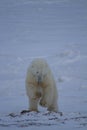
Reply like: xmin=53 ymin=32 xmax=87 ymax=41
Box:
xmin=25 ymin=58 xmax=58 ymax=112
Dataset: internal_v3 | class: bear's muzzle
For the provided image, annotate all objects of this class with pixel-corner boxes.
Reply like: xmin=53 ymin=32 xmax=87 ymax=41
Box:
xmin=37 ymin=76 xmax=42 ymax=85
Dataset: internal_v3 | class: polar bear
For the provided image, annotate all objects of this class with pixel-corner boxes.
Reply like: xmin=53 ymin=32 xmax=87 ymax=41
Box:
xmin=25 ymin=58 xmax=58 ymax=112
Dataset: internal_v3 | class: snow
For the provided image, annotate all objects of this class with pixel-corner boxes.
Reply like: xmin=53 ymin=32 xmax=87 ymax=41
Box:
xmin=0 ymin=0 xmax=87 ymax=130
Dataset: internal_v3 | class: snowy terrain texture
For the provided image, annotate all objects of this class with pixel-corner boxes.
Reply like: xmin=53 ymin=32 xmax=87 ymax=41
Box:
xmin=0 ymin=0 xmax=87 ymax=130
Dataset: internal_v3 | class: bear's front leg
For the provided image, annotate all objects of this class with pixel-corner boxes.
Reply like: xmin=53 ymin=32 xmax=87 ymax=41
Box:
xmin=47 ymin=103 xmax=58 ymax=112
xmin=28 ymin=97 xmax=39 ymax=112
xmin=39 ymin=98 xmax=47 ymax=107
xmin=26 ymin=83 xmax=40 ymax=112
xmin=40 ymin=86 xmax=58 ymax=112
xmin=40 ymin=86 xmax=53 ymax=108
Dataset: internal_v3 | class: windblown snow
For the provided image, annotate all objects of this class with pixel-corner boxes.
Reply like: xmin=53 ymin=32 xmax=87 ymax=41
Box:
xmin=0 ymin=0 xmax=87 ymax=130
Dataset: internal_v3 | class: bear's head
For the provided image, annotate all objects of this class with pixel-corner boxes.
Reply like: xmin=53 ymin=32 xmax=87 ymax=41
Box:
xmin=30 ymin=59 xmax=48 ymax=84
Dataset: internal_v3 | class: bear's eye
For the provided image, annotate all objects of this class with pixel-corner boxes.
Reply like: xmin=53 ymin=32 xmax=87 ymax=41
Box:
xmin=36 ymin=71 xmax=39 ymax=74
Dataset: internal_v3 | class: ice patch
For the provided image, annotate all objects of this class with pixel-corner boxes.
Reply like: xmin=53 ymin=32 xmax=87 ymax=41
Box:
xmin=0 ymin=112 xmax=87 ymax=128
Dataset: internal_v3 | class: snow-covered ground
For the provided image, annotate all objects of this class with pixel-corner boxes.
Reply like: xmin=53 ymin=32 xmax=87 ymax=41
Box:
xmin=0 ymin=0 xmax=87 ymax=130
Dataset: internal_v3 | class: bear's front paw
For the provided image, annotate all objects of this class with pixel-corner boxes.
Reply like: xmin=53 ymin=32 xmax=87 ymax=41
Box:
xmin=35 ymin=92 xmax=41 ymax=98
xmin=39 ymin=99 xmax=47 ymax=107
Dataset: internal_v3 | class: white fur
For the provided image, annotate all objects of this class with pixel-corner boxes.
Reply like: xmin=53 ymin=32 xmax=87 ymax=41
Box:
xmin=25 ymin=58 xmax=58 ymax=112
